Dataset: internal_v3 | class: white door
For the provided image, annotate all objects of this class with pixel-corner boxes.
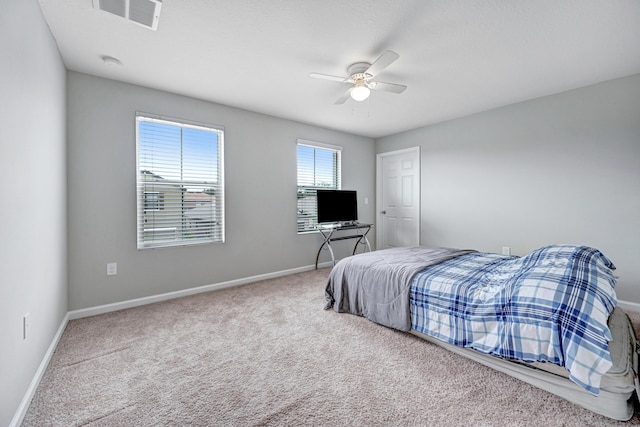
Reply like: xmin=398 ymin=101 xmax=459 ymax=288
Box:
xmin=376 ymin=147 xmax=420 ymax=249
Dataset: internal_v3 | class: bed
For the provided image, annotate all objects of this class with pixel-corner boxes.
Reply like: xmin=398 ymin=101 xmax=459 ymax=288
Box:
xmin=324 ymin=245 xmax=640 ymax=421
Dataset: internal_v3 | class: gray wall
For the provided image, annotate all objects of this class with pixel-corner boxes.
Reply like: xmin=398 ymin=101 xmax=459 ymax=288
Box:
xmin=0 ymin=0 xmax=68 ymax=425
xmin=67 ymin=72 xmax=375 ymax=310
xmin=376 ymin=74 xmax=640 ymax=304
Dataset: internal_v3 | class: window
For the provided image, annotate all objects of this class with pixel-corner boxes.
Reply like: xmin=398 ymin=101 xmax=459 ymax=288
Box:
xmin=297 ymin=139 xmax=342 ymax=232
xmin=136 ymin=113 xmax=224 ymax=249
xmin=144 ymin=192 xmax=163 ymax=211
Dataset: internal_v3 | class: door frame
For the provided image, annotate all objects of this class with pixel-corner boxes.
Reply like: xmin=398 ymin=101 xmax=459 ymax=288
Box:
xmin=376 ymin=146 xmax=421 ymax=250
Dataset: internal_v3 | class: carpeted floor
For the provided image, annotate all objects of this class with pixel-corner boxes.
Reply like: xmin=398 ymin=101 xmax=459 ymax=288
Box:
xmin=23 ymin=269 xmax=640 ymax=426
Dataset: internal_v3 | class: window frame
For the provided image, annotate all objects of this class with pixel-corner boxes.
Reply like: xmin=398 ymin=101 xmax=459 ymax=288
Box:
xmin=136 ymin=112 xmax=225 ymax=249
xmin=296 ymin=139 xmax=342 ymax=234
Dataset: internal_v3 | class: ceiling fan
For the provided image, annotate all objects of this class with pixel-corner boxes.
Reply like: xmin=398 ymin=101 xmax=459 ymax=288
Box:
xmin=309 ymin=50 xmax=407 ymax=104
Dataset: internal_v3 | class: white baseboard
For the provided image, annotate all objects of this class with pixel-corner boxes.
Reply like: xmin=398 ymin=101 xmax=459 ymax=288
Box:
xmin=617 ymin=299 xmax=640 ymax=314
xmin=12 ymin=264 xmax=328 ymax=425
xmin=317 ymin=261 xmax=334 ymax=269
xmin=13 ymin=267 xmax=637 ymax=426
xmin=68 ymin=263 xmax=327 ymax=320
xmin=10 ymin=312 xmax=69 ymax=427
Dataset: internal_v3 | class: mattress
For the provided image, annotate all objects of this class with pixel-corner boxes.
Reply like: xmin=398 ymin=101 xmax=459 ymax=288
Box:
xmin=410 ymin=306 xmax=639 ymax=421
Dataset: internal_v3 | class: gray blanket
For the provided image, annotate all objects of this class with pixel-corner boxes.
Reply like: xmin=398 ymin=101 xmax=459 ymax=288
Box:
xmin=324 ymin=246 xmax=475 ymax=331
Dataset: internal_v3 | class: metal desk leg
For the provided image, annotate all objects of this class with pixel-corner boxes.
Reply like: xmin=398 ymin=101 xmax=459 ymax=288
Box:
xmin=315 ymin=240 xmax=336 ymax=269
xmin=353 ymin=235 xmax=372 ymax=255
xmin=352 ymin=227 xmax=372 ymax=255
xmin=315 ymin=228 xmax=336 ymax=269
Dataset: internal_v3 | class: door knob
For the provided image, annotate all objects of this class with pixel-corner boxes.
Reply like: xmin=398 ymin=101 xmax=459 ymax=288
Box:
xmin=381 ymin=210 xmax=386 ymax=214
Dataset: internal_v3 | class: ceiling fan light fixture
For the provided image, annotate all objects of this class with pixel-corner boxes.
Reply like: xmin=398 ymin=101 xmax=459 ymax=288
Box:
xmin=350 ymin=80 xmax=370 ymax=101
xmin=310 ymin=50 xmax=405 ymax=104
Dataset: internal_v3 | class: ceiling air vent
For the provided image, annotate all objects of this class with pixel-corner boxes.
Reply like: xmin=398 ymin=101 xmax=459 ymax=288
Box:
xmin=92 ymin=0 xmax=162 ymax=31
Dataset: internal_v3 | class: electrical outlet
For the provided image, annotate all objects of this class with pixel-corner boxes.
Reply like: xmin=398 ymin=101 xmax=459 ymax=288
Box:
xmin=107 ymin=262 xmax=118 ymax=276
xmin=364 ymin=197 xmax=369 ymax=205
xmin=502 ymin=246 xmax=511 ymax=256
xmin=23 ymin=313 xmax=30 ymax=340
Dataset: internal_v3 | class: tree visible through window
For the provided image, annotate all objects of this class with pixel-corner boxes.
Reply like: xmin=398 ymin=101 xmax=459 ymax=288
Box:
xmin=297 ymin=139 xmax=342 ymax=232
xmin=136 ymin=114 xmax=224 ymax=249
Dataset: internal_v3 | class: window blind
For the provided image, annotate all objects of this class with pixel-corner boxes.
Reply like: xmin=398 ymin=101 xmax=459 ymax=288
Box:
xmin=136 ymin=113 xmax=224 ymax=249
xmin=296 ymin=139 xmax=342 ymax=232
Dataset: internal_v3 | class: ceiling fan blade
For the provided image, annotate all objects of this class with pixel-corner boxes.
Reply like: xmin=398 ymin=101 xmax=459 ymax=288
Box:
xmin=334 ymin=89 xmax=352 ymax=105
xmin=309 ymin=73 xmax=348 ymax=83
xmin=370 ymin=81 xmax=407 ymax=94
xmin=365 ymin=50 xmax=400 ymax=77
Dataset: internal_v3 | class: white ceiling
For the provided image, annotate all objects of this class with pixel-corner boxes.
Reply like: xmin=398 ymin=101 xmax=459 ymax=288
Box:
xmin=37 ymin=0 xmax=640 ymax=139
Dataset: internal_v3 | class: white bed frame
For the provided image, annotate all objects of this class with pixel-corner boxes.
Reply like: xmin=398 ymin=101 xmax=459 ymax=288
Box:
xmin=410 ymin=307 xmax=639 ymax=421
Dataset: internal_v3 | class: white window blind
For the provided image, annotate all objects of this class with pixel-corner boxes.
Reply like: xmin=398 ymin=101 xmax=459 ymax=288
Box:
xmin=297 ymin=139 xmax=342 ymax=232
xmin=136 ymin=113 xmax=224 ymax=249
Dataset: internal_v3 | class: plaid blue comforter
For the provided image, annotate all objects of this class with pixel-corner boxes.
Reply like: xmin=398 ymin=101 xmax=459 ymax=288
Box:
xmin=410 ymin=245 xmax=618 ymax=395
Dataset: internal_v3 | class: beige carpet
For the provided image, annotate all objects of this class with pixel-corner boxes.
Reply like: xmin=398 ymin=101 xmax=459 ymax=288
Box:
xmin=23 ymin=269 xmax=640 ymax=426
